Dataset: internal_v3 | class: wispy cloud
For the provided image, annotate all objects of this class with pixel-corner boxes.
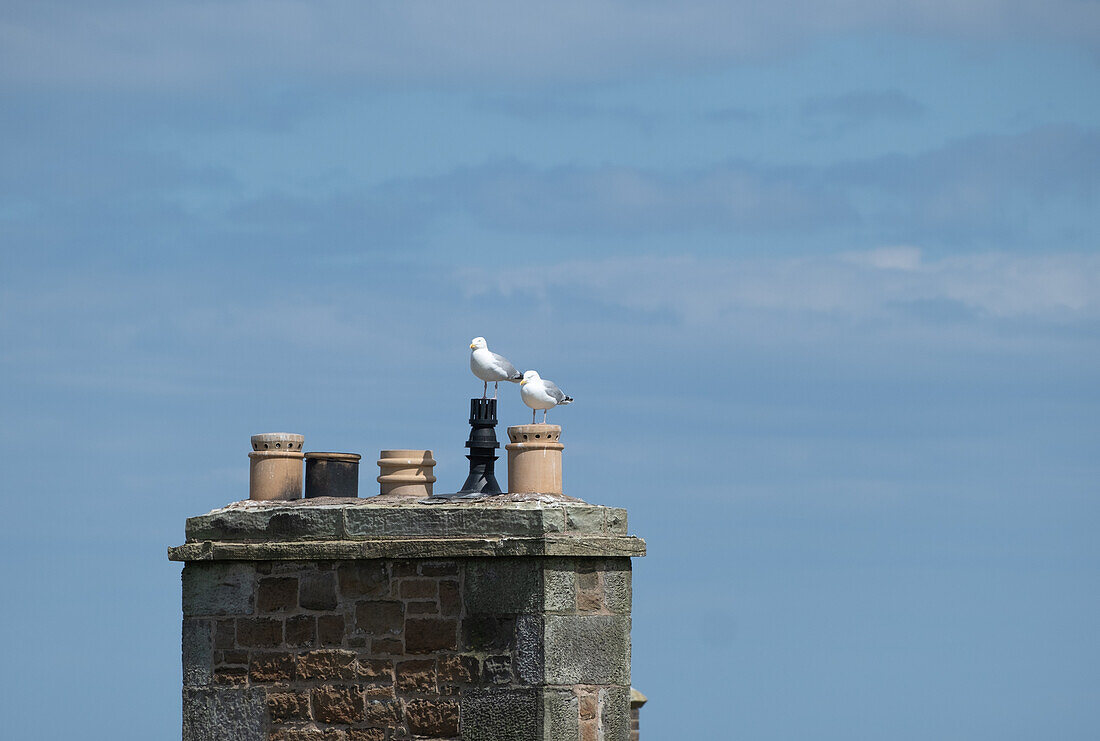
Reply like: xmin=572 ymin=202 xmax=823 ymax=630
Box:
xmin=216 ymin=125 xmax=1098 ymax=246
xmin=227 ymin=158 xmax=855 ymax=238
xmin=475 ymin=96 xmax=660 ymax=131
xmin=457 ymin=249 xmax=1100 ymax=325
xmin=2 ymin=1 xmax=1098 ymax=90
xmin=801 ymin=90 xmax=925 ymax=126
xmin=835 ymin=124 xmax=1100 ymax=243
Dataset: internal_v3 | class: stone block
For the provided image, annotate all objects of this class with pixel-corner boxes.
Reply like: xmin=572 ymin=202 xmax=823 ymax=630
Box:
xmin=461 ymin=688 xmax=538 ymax=741
xmin=419 ymin=561 xmax=458 ymax=576
xmin=257 ymin=577 xmax=298 ymax=613
xmin=311 ymin=685 xmax=365 ymax=724
xmin=297 ymin=650 xmax=357 ymax=681
xmin=395 ymin=659 xmax=437 ymax=694
xmin=383 ymin=508 xmax=453 ymax=537
xmin=355 ymin=656 xmax=393 ymax=683
xmin=215 ymin=650 xmax=248 ymax=666
xmin=249 ymin=651 xmax=295 ymax=683
xmin=542 ymin=561 xmax=576 ymax=613
xmin=438 ymin=653 xmax=479 ymax=686
xmin=564 ymin=506 xmax=605 ymax=534
xmin=285 ymin=614 xmax=316 ymax=647
xmin=398 ymin=578 xmax=437 ymax=599
xmin=605 ymin=508 xmax=627 ymax=534
xmin=464 ymin=559 xmax=541 ymax=615
xmin=212 ymin=666 xmax=248 ymax=685
xmin=514 ymin=615 xmax=544 ymax=686
xmin=214 ymin=619 xmax=235 ymax=649
xmin=186 ymin=507 xmax=342 ymax=541
xmin=602 ymin=562 xmax=632 ymax=615
xmin=362 ymin=699 xmax=399 ymax=726
xmin=182 ymin=687 xmax=266 ymax=741
xmin=236 ymin=617 xmax=283 ymax=648
xmin=575 ymin=567 xmax=598 ymax=591
xmin=267 ymin=690 xmax=311 ymax=723
xmin=317 ymin=614 xmax=345 ymax=645
xmin=405 ymin=698 xmax=459 ymax=737
xmin=355 ymin=601 xmax=404 ymax=635
xmin=438 ymin=580 xmax=461 ymax=616
xmin=406 ymin=600 xmax=437 ymax=615
xmin=578 ymin=691 xmax=597 ymax=721
xmin=543 ymin=689 xmax=580 ymax=741
xmin=182 ymin=619 xmax=212 ymax=687
xmin=341 ymin=507 xmax=386 ymax=538
xmin=461 ymin=616 xmax=515 ymax=652
xmin=577 ymin=586 xmax=601 ymax=613
xmin=600 ymin=685 xmax=632 ymax=741
xmin=461 ymin=508 xmax=543 ymax=536
xmin=337 ymin=562 xmax=389 ymax=599
xmin=540 ymin=506 xmax=567 ymax=533
xmin=405 ymin=618 xmax=458 ymax=653
xmin=183 ymin=563 xmax=255 ymax=616
xmin=482 ymin=655 xmax=513 ymax=684
xmin=299 ymin=572 xmax=338 ymax=611
xmin=544 ymin=615 xmax=629 ymax=685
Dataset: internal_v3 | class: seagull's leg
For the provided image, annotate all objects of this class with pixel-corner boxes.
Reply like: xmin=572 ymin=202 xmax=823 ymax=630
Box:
xmin=482 ymin=380 xmax=487 ymax=399
xmin=531 ymin=408 xmax=536 ymax=424
xmin=542 ymin=409 xmax=548 ymax=424
xmin=493 ymin=381 xmax=499 ymax=400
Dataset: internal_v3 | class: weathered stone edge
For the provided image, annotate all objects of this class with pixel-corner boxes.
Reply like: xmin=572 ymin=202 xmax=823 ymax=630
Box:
xmin=184 ymin=504 xmax=629 ymax=542
xmin=168 ymin=535 xmax=647 ymax=562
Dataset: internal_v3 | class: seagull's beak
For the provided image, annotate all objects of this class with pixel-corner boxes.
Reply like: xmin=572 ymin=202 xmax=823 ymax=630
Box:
xmin=469 ymin=343 xmax=476 ymax=349
xmin=520 ymin=379 xmax=527 ymax=386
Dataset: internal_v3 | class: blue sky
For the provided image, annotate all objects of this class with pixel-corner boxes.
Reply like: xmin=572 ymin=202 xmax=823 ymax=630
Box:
xmin=1 ymin=2 xmax=1098 ymax=738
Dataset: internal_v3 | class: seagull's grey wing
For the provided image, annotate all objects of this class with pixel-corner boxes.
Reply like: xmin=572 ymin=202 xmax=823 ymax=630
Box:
xmin=542 ymin=380 xmax=570 ymax=403
xmin=490 ymin=351 xmax=522 ymax=380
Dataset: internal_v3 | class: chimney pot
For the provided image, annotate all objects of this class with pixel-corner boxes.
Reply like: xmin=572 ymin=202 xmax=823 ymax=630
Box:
xmin=506 ymin=423 xmax=564 ymax=495
xmin=376 ymin=449 xmax=437 ymax=497
xmin=248 ymin=433 xmax=304 ymax=500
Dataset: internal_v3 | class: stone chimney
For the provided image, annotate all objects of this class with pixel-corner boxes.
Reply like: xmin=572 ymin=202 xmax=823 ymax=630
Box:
xmin=170 ymin=492 xmax=644 ymax=739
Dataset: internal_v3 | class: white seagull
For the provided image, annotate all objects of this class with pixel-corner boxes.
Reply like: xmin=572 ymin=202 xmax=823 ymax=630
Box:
xmin=469 ymin=337 xmax=523 ymax=399
xmin=519 ymin=370 xmax=573 ymax=423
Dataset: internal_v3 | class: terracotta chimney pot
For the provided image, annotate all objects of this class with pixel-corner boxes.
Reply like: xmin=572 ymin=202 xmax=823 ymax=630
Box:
xmin=248 ymin=433 xmax=304 ymax=501
xmin=376 ymin=449 xmax=437 ymax=497
xmin=505 ymin=424 xmax=563 ymax=495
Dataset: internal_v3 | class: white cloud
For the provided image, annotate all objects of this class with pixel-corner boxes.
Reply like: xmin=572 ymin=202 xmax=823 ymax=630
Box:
xmin=457 ymin=249 xmax=1100 ymax=324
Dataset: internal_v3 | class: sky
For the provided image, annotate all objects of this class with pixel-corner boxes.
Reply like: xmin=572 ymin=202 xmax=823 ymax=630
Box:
xmin=1 ymin=1 xmax=1098 ymax=738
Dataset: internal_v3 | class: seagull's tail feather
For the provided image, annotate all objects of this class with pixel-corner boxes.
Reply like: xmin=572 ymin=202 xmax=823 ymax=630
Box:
xmin=509 ymin=372 xmax=523 ymax=382
xmin=560 ymin=396 xmax=574 ymax=405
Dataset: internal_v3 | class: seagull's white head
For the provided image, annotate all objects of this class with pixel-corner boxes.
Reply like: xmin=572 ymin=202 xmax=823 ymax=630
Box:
xmin=470 ymin=337 xmax=487 ymax=351
xmin=520 ymin=370 xmax=540 ymax=386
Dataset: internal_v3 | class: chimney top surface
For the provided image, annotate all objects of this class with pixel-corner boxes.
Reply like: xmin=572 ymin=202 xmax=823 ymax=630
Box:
xmin=169 ymin=495 xmax=642 ymax=562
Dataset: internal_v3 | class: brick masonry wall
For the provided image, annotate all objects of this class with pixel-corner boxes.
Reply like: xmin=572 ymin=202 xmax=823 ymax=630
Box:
xmin=182 ymin=557 xmax=631 ymax=741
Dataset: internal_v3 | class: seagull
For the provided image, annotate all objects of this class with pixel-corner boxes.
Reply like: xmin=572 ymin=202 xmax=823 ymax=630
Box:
xmin=519 ymin=370 xmax=573 ymax=423
xmin=469 ymin=337 xmax=522 ymax=399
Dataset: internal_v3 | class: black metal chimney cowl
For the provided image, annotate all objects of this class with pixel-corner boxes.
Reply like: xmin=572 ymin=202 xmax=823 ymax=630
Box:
xmin=456 ymin=398 xmax=502 ymax=496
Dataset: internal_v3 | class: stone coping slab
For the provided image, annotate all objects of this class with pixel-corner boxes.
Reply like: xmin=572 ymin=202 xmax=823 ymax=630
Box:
xmin=182 ymin=497 xmax=630 ymax=543
xmin=167 ymin=534 xmax=646 ymax=562
xmin=170 ymin=497 xmax=644 ymax=562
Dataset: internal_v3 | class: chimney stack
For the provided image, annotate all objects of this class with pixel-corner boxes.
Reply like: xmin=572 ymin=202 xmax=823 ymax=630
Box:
xmin=173 ymin=414 xmax=642 ymax=740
